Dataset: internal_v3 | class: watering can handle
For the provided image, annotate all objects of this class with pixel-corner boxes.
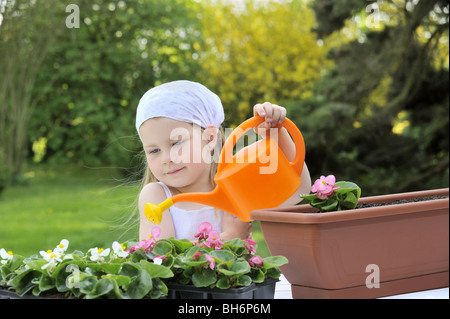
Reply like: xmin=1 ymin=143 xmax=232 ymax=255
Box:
xmin=218 ymin=116 xmax=305 ymax=176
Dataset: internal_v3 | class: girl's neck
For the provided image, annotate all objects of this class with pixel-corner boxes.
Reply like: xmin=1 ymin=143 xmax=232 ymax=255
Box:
xmin=169 ymin=180 xmax=215 ymax=196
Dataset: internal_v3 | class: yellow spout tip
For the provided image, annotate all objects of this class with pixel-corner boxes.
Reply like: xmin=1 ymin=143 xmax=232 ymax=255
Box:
xmin=144 ymin=203 xmax=163 ymax=225
xmin=144 ymin=198 xmax=174 ymax=225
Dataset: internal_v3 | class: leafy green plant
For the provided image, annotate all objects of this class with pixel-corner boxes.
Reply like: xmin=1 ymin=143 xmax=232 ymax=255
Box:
xmin=1 ymin=223 xmax=287 ymax=299
xmin=299 ymin=175 xmax=361 ymax=212
xmin=166 ymin=223 xmax=287 ymax=289
xmin=0 ymin=240 xmax=171 ymax=299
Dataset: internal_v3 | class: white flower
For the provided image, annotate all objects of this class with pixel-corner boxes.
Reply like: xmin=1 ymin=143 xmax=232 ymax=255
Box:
xmin=89 ymin=247 xmax=111 ymax=262
xmin=40 ymin=249 xmax=62 ymax=263
xmin=112 ymin=241 xmax=128 ymax=258
xmin=0 ymin=248 xmax=13 ymax=260
xmin=39 ymin=249 xmax=63 ymax=272
xmin=54 ymin=239 xmax=69 ymax=254
xmin=0 ymin=248 xmax=13 ymax=265
xmin=153 ymin=257 xmax=163 ymax=265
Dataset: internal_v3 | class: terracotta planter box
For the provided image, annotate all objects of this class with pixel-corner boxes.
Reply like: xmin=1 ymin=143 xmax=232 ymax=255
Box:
xmin=251 ymin=188 xmax=449 ymax=299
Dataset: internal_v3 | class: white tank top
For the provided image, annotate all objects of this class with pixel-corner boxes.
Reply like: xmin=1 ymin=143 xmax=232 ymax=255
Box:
xmin=157 ymin=182 xmax=223 ymax=240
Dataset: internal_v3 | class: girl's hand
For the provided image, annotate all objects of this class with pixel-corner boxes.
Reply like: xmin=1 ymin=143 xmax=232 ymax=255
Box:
xmin=253 ymin=102 xmax=287 ymax=129
xmin=220 ymin=213 xmax=253 ymax=240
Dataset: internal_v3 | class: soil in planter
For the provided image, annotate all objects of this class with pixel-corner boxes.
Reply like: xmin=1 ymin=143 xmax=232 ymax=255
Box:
xmin=302 ymin=195 xmax=449 ymax=213
xmin=357 ymin=195 xmax=449 ymax=209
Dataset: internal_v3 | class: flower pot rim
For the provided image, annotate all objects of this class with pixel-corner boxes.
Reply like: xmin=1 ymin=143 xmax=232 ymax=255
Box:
xmin=251 ymin=188 xmax=449 ymax=224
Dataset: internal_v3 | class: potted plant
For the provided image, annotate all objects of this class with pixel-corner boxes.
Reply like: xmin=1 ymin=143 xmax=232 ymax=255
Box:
xmin=0 ymin=238 xmax=173 ymax=299
xmin=127 ymin=222 xmax=287 ymax=299
xmin=251 ymin=175 xmax=449 ymax=299
xmin=0 ymin=223 xmax=287 ymax=299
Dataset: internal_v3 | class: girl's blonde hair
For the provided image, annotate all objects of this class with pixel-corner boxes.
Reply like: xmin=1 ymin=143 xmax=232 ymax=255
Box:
xmin=139 ymin=125 xmax=225 ymax=189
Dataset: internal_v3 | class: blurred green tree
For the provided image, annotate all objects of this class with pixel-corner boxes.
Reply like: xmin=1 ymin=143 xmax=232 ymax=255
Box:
xmin=287 ymin=0 xmax=449 ymax=194
xmin=197 ymin=0 xmax=331 ymax=127
xmin=0 ymin=0 xmax=61 ymax=189
xmin=28 ymin=0 xmax=203 ymax=173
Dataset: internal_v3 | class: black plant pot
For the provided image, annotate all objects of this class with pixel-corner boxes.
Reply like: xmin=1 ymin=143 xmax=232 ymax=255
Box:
xmin=166 ymin=278 xmax=278 ymax=299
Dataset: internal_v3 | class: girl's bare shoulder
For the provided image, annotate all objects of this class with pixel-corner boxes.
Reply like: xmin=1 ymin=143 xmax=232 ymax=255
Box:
xmin=139 ymin=182 xmax=167 ymax=205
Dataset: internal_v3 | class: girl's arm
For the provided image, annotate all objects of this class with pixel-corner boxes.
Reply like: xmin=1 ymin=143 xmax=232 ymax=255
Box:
xmin=253 ymin=102 xmax=312 ymax=206
xmin=138 ymin=183 xmax=176 ymax=240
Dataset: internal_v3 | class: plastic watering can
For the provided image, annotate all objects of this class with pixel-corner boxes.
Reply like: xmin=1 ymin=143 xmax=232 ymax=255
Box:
xmin=145 ymin=116 xmax=305 ymax=224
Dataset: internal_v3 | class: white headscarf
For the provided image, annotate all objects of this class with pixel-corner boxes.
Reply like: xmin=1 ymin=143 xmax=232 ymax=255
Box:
xmin=135 ymin=80 xmax=224 ymax=140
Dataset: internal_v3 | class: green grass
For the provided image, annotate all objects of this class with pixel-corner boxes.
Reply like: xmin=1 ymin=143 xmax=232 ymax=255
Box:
xmin=0 ymin=165 xmax=139 ymax=256
xmin=0 ymin=165 xmax=270 ymax=257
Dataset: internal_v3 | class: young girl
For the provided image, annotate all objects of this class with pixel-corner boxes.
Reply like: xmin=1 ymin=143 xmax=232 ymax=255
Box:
xmin=136 ymin=80 xmax=310 ymax=241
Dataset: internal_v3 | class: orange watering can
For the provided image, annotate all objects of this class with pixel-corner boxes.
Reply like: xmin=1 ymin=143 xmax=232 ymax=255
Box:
xmin=145 ymin=116 xmax=305 ymax=224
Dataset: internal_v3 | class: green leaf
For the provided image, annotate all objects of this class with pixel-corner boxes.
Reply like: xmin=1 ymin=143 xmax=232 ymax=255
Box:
xmin=149 ymin=278 xmax=168 ymax=299
xmin=140 ymin=260 xmax=173 ymax=279
xmin=130 ymin=250 xmax=147 ymax=263
xmin=236 ymin=275 xmax=252 ymax=287
xmin=24 ymin=260 xmax=47 ymax=271
xmin=192 ymin=268 xmax=217 ymax=287
xmin=102 ymin=274 xmax=131 ymax=287
xmin=298 ymin=193 xmax=317 ymax=202
xmin=266 ymin=267 xmax=282 ymax=279
xmin=216 ymin=276 xmax=231 ymax=289
xmin=209 ymin=250 xmax=234 ymax=263
xmin=79 ymin=276 xmax=97 ymax=295
xmin=88 ymin=262 xmax=122 ymax=275
xmin=184 ymin=245 xmax=201 ymax=257
xmin=262 ymin=256 xmax=288 ymax=270
xmin=250 ymin=268 xmax=265 ymax=283
xmin=85 ymin=278 xmax=115 ymax=299
xmin=53 ymin=260 xmax=86 ymax=292
xmin=9 ymin=255 xmax=25 ymax=272
xmin=153 ymin=240 xmax=173 ymax=256
xmin=125 ymin=269 xmax=152 ymax=299
xmin=38 ymin=274 xmax=55 ymax=292
xmin=119 ymin=263 xmax=141 ymax=278
xmin=217 ymin=260 xmax=250 ymax=276
xmin=8 ymin=269 xmax=42 ymax=296
xmin=320 ymin=200 xmax=339 ymax=212
xmin=168 ymin=238 xmax=194 ymax=253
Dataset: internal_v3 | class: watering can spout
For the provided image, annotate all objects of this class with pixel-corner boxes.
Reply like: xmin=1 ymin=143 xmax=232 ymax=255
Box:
xmin=144 ymin=187 xmax=233 ymax=225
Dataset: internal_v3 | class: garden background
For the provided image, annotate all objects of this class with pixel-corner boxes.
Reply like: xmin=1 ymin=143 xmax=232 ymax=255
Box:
xmin=0 ymin=0 xmax=448 ymax=257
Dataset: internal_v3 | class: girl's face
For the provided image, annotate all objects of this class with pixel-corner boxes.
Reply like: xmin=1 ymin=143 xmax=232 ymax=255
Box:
xmin=139 ymin=117 xmax=216 ymax=190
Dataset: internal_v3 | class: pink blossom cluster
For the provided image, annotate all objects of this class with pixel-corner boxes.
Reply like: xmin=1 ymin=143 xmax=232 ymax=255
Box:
xmin=194 ymin=222 xmax=264 ymax=269
xmin=194 ymin=222 xmax=224 ymax=250
xmin=311 ymin=175 xmax=340 ymax=199
xmin=127 ymin=226 xmax=161 ymax=254
xmin=243 ymin=238 xmax=264 ymax=268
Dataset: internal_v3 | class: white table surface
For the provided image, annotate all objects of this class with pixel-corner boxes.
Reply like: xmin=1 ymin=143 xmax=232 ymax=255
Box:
xmin=274 ymin=274 xmax=449 ymax=299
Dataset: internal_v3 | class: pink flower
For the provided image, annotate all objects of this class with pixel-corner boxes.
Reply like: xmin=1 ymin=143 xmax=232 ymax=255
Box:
xmin=311 ymin=175 xmax=340 ymax=199
xmin=208 ymin=230 xmax=224 ymax=250
xmin=192 ymin=252 xmax=203 ymax=260
xmin=127 ymin=238 xmax=154 ymax=253
xmin=244 ymin=239 xmax=257 ymax=254
xmin=248 ymin=255 xmax=264 ymax=268
xmin=127 ymin=226 xmax=161 ymax=253
xmin=205 ymin=254 xmax=215 ymax=270
xmin=194 ymin=222 xmax=213 ymax=241
xmin=149 ymin=226 xmax=161 ymax=243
